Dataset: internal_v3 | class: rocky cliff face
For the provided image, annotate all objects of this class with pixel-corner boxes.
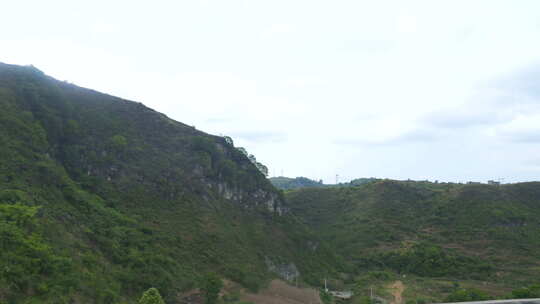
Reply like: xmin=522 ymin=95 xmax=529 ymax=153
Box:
xmin=214 ymin=181 xmax=286 ymax=214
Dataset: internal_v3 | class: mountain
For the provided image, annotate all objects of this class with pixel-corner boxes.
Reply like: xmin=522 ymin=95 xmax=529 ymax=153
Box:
xmin=0 ymin=63 xmax=339 ymax=303
xmin=3 ymin=62 xmax=539 ymax=304
xmin=286 ymin=179 xmax=540 ymax=302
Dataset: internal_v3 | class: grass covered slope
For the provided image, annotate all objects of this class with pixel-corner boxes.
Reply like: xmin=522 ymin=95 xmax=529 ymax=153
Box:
xmin=286 ymin=180 xmax=540 ymax=290
xmin=0 ymin=63 xmax=338 ymax=303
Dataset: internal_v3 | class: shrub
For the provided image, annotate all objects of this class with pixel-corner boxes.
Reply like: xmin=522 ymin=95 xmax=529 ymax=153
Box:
xmin=139 ymin=287 xmax=165 ymax=304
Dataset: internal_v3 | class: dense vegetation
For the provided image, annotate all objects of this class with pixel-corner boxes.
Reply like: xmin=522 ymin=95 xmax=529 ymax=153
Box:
xmin=286 ymin=180 xmax=540 ymax=300
xmin=357 ymin=242 xmax=492 ymax=279
xmin=0 ymin=63 xmax=339 ymax=303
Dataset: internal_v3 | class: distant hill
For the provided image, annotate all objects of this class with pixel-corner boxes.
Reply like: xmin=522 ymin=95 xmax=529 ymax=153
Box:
xmin=270 ymin=176 xmax=380 ymax=190
xmin=0 ymin=63 xmax=339 ymax=303
xmin=270 ymin=176 xmax=324 ymax=190
xmin=286 ymin=179 xmax=540 ymax=301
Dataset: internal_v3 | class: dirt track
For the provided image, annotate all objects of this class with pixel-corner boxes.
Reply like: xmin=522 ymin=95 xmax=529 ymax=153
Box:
xmin=388 ymin=281 xmax=405 ymax=304
xmin=240 ymin=280 xmax=322 ymax=304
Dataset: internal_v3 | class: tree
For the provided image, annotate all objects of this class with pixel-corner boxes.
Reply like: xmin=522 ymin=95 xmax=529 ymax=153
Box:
xmin=0 ymin=202 xmax=74 ymax=299
xmin=201 ymin=272 xmax=223 ymax=304
xmin=223 ymin=136 xmax=234 ymax=146
xmin=139 ymin=288 xmax=165 ymax=304
xmin=255 ymin=162 xmax=268 ymax=177
xmin=319 ymin=289 xmax=333 ymax=304
xmin=236 ymin=147 xmax=248 ymax=156
xmin=235 ymin=148 xmax=269 ymax=176
xmin=109 ymin=134 xmax=128 ymax=153
xmin=248 ymin=154 xmax=257 ymax=164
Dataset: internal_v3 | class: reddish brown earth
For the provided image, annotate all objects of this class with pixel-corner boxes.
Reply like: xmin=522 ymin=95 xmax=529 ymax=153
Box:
xmin=240 ymin=280 xmax=322 ymax=304
xmin=388 ymin=281 xmax=405 ymax=304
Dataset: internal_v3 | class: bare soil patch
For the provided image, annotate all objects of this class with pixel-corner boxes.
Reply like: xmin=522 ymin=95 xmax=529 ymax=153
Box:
xmin=388 ymin=281 xmax=405 ymax=304
xmin=240 ymin=280 xmax=322 ymax=304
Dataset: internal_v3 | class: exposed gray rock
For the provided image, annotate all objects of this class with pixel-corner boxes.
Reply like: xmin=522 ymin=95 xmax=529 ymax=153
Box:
xmin=265 ymin=257 xmax=300 ymax=282
xmin=213 ymin=182 xmax=287 ymax=215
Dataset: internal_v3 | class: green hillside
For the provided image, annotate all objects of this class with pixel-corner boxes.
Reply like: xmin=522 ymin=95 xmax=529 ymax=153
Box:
xmin=286 ymin=180 xmax=540 ymax=301
xmin=0 ymin=63 xmax=339 ymax=303
xmin=269 ymin=177 xmax=325 ymax=190
xmin=3 ymin=62 xmax=539 ymax=304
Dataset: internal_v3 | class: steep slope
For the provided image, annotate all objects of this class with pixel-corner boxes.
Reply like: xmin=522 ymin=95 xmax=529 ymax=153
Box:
xmin=0 ymin=63 xmax=338 ymax=303
xmin=286 ymin=180 xmax=540 ymax=298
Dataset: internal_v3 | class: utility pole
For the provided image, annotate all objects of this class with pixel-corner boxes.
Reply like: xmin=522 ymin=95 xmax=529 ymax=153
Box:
xmin=324 ymin=278 xmax=328 ymax=292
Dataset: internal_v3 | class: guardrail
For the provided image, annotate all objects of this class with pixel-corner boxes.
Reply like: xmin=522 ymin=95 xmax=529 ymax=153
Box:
xmin=436 ymin=299 xmax=540 ymax=304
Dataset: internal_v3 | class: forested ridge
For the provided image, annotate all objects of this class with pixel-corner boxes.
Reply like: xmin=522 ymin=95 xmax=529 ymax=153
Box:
xmin=0 ymin=63 xmax=339 ymax=303
xmin=286 ymin=180 xmax=540 ymax=302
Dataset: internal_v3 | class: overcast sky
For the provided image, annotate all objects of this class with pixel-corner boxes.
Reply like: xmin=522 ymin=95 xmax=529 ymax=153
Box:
xmin=3 ymin=0 xmax=540 ymax=183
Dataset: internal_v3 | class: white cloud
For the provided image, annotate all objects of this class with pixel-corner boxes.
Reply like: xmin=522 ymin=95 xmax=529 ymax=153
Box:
xmin=495 ymin=114 xmax=540 ymax=143
xmin=396 ymin=14 xmax=418 ymax=35
xmin=2 ymin=0 xmax=540 ymax=183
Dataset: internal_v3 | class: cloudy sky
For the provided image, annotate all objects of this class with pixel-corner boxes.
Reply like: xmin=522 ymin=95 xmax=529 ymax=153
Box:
xmin=3 ymin=0 xmax=540 ymax=183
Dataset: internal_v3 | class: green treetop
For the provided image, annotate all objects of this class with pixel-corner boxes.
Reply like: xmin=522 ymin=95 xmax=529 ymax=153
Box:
xmin=139 ymin=288 xmax=165 ymax=304
xmin=201 ymin=272 xmax=223 ymax=304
